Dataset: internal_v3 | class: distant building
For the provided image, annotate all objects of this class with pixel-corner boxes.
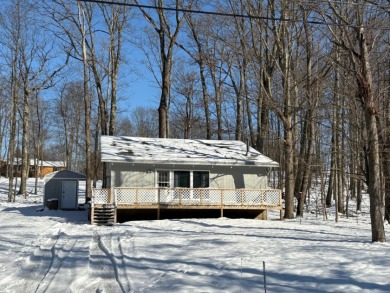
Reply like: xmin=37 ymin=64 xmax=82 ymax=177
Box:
xmin=30 ymin=160 xmax=66 ymax=177
xmin=0 ymin=159 xmax=65 ymax=178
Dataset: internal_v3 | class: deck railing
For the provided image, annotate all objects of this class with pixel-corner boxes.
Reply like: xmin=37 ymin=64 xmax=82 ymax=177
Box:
xmin=92 ymin=187 xmax=282 ymax=209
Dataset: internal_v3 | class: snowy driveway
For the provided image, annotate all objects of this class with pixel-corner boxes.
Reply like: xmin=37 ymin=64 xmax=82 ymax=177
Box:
xmin=0 ymin=200 xmax=389 ymax=293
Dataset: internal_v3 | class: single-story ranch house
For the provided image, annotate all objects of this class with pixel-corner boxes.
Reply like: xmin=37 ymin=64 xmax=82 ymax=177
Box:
xmin=91 ymin=136 xmax=282 ymax=224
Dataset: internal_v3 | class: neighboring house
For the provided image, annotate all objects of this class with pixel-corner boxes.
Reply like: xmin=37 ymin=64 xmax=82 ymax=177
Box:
xmin=0 ymin=159 xmax=65 ymax=177
xmin=30 ymin=160 xmax=66 ymax=178
xmin=91 ymin=136 xmax=282 ymax=225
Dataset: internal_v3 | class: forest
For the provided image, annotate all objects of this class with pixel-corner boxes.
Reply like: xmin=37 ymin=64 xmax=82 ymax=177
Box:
xmin=0 ymin=0 xmax=388 ymax=242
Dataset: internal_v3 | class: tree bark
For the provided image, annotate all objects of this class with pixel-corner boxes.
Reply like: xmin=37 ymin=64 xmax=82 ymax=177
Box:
xmin=358 ymin=28 xmax=385 ymax=242
xmin=79 ymin=3 xmax=92 ymax=202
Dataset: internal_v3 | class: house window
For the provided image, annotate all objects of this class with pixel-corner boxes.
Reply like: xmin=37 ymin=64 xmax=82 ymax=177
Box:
xmin=158 ymin=171 xmax=170 ymax=187
xmin=174 ymin=171 xmax=190 ymax=188
xmin=193 ymin=171 xmax=209 ymax=188
xmin=157 ymin=170 xmax=210 ymax=189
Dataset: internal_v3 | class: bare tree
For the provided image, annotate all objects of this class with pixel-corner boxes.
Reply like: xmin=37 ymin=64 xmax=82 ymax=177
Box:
xmin=135 ymin=0 xmax=193 ymax=138
xmin=0 ymin=80 xmax=10 ymax=164
xmin=296 ymin=6 xmax=329 ymax=217
xmin=324 ymin=2 xmax=386 ymax=242
xmin=0 ymin=0 xmax=69 ymax=197
xmin=55 ymin=81 xmax=84 ymax=170
xmin=179 ymin=9 xmax=212 ymax=138
xmin=0 ymin=0 xmax=22 ymax=202
xmin=130 ymin=106 xmax=159 ymax=137
xmin=271 ymin=0 xmax=299 ymax=219
xmin=30 ymin=91 xmax=49 ymax=193
xmin=78 ymin=2 xmax=93 ymax=201
xmin=384 ymin=67 xmax=390 ymax=222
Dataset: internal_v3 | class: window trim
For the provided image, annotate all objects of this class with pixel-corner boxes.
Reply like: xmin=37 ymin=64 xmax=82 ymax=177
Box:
xmin=155 ymin=169 xmax=210 ymax=188
xmin=157 ymin=170 xmax=170 ymax=188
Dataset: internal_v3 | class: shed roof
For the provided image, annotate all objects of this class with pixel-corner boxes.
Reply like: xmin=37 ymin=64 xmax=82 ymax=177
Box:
xmin=101 ymin=136 xmax=279 ymax=167
xmin=44 ymin=170 xmax=87 ymax=183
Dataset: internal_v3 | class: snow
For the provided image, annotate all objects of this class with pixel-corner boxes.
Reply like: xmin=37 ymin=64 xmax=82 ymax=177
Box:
xmin=101 ymin=136 xmax=279 ymax=167
xmin=0 ymin=177 xmax=389 ymax=292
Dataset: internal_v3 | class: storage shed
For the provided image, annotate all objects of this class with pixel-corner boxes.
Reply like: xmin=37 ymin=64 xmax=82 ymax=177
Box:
xmin=44 ymin=170 xmax=87 ymax=210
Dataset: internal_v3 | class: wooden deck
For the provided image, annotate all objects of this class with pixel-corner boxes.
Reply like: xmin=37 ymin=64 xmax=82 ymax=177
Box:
xmin=91 ymin=187 xmax=282 ymax=223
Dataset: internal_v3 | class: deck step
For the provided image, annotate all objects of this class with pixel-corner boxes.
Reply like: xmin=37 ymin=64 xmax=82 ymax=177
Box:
xmin=93 ymin=205 xmax=116 ymax=226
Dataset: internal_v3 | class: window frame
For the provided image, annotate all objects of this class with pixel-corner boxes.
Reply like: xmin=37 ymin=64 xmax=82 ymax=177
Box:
xmin=157 ymin=170 xmax=170 ymax=188
xmin=155 ymin=169 xmax=210 ymax=188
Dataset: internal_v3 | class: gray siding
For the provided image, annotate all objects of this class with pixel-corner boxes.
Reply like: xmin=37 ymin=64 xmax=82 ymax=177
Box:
xmin=44 ymin=179 xmax=79 ymax=208
xmin=43 ymin=170 xmax=86 ymax=209
xmin=209 ymin=166 xmax=268 ymax=189
xmin=44 ymin=179 xmax=63 ymax=204
xmin=110 ymin=163 xmax=270 ymax=189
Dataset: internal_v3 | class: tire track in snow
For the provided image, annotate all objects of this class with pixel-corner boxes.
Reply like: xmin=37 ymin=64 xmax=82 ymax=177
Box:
xmin=34 ymin=232 xmax=78 ymax=293
xmin=110 ymin=230 xmax=133 ymax=292
xmin=91 ymin=231 xmax=127 ymax=293
xmin=9 ymin=228 xmax=61 ymax=293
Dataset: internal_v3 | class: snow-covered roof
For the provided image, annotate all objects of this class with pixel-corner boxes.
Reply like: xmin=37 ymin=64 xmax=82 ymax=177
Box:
xmin=29 ymin=160 xmax=65 ymax=168
xmin=44 ymin=170 xmax=87 ymax=183
xmin=101 ymin=136 xmax=279 ymax=167
xmin=3 ymin=159 xmax=65 ymax=167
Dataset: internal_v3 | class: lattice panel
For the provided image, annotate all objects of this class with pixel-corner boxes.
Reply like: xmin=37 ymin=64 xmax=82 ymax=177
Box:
xmin=192 ymin=189 xmax=211 ymax=204
xmin=222 ymin=190 xmax=242 ymax=204
xmin=264 ymin=190 xmax=281 ymax=206
xmin=116 ymin=188 xmax=136 ymax=204
xmin=92 ymin=189 xmax=109 ymax=204
xmin=174 ymin=189 xmax=191 ymax=200
xmin=159 ymin=189 xmax=173 ymax=203
xmin=138 ymin=189 xmax=156 ymax=203
xmin=244 ymin=190 xmax=262 ymax=204
xmin=208 ymin=189 xmax=222 ymax=203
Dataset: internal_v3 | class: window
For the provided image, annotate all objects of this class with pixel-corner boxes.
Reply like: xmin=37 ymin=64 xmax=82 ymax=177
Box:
xmin=157 ymin=170 xmax=210 ymax=188
xmin=174 ymin=171 xmax=190 ymax=188
xmin=193 ymin=171 xmax=209 ymax=188
xmin=158 ymin=171 xmax=170 ymax=187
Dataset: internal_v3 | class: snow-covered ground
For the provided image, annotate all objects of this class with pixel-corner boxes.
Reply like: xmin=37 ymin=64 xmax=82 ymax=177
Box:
xmin=0 ymin=177 xmax=389 ymax=293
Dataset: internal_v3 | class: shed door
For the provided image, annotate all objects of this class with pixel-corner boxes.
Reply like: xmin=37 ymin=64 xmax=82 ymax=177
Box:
xmin=62 ymin=181 xmax=77 ymax=209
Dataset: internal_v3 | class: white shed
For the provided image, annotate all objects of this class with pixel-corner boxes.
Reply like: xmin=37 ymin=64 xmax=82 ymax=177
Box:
xmin=44 ymin=170 xmax=87 ymax=210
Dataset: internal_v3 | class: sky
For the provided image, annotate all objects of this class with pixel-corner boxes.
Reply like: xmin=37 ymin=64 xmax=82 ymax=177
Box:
xmin=0 ymin=177 xmax=389 ymax=292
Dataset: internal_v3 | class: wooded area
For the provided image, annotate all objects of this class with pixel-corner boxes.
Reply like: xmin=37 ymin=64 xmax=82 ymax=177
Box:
xmin=0 ymin=0 xmax=388 ymax=242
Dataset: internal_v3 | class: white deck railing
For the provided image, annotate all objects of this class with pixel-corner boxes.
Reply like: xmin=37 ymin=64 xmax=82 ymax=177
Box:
xmin=92 ymin=188 xmax=282 ymax=209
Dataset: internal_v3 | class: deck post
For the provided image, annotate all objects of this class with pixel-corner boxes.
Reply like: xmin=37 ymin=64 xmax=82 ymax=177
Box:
xmin=279 ymin=190 xmax=283 ymax=220
xmin=157 ymin=189 xmax=161 ymax=220
xmin=91 ymin=205 xmax=94 ymax=225
xmin=221 ymin=190 xmax=224 ymax=217
xmin=108 ymin=188 xmax=112 ymax=204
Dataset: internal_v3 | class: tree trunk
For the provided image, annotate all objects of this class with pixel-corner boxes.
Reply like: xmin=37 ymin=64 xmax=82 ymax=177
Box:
xmin=79 ymin=3 xmax=92 ymax=202
xmin=384 ymin=60 xmax=390 ymax=223
xmin=18 ymin=87 xmax=30 ymax=196
xmin=358 ymin=28 xmax=385 ymax=242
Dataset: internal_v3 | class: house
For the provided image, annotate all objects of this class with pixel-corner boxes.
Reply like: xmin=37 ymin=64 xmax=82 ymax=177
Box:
xmin=0 ymin=159 xmax=65 ymax=177
xmin=91 ymin=136 xmax=282 ymax=224
xmin=30 ymin=160 xmax=66 ymax=177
